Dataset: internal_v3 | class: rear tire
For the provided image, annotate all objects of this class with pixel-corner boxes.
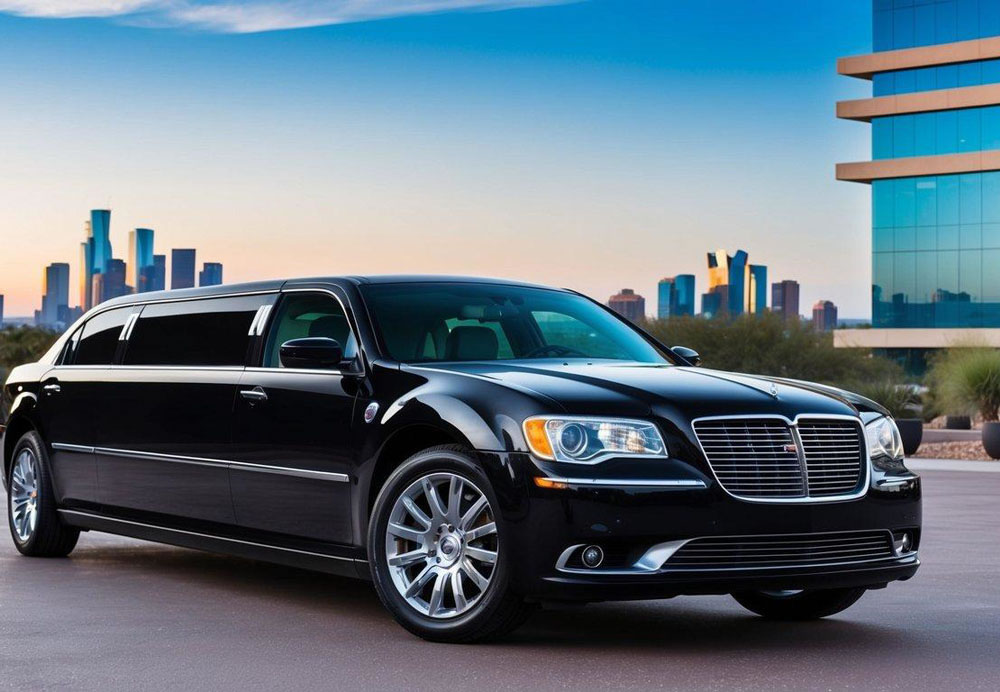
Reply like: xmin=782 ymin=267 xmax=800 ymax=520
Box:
xmin=7 ymin=431 xmax=79 ymax=557
xmin=732 ymin=587 xmax=866 ymax=620
xmin=368 ymin=445 xmax=535 ymax=642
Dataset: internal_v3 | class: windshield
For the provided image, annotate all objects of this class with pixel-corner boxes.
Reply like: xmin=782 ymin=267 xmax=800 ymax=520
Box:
xmin=361 ymin=282 xmax=671 ymax=364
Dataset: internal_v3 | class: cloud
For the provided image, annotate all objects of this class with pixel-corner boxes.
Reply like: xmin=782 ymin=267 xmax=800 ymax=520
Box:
xmin=0 ymin=0 xmax=570 ymax=32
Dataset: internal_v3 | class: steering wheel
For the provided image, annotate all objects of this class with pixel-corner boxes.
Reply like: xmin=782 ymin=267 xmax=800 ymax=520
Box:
xmin=524 ymin=344 xmax=588 ymax=358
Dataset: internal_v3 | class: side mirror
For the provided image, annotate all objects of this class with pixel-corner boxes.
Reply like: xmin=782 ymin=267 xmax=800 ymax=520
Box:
xmin=672 ymin=345 xmax=702 ymax=367
xmin=279 ymin=337 xmax=344 ymax=370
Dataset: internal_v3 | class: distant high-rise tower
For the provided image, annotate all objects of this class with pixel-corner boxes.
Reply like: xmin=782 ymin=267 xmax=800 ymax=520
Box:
xmin=90 ymin=210 xmax=112 ymax=277
xmin=199 ymin=262 xmax=223 ymax=287
xmin=771 ymin=280 xmax=801 ymax=321
xmin=152 ymin=254 xmax=167 ymax=292
xmin=171 ymin=249 xmax=196 ymax=289
xmin=657 ymin=275 xmax=696 ymax=319
xmin=80 ymin=220 xmax=93 ymax=311
xmin=813 ymin=300 xmax=838 ymax=332
xmin=0 ymin=294 xmax=5 ymax=328
xmin=39 ymin=263 xmax=70 ymax=328
xmin=608 ymin=288 xmax=646 ymax=322
xmin=103 ymin=259 xmax=129 ymax=302
xmin=128 ymin=228 xmax=155 ymax=293
xmin=701 ymin=248 xmax=767 ymax=317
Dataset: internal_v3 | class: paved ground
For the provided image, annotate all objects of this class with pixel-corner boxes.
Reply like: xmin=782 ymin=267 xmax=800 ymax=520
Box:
xmin=1 ymin=468 xmax=998 ymax=691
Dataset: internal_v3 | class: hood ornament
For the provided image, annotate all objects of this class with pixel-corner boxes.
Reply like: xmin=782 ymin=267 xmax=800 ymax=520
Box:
xmin=768 ymin=383 xmax=779 ymax=399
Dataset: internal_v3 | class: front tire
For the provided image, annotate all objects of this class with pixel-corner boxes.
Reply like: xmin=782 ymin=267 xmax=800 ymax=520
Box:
xmin=7 ymin=431 xmax=79 ymax=557
xmin=732 ymin=587 xmax=866 ymax=620
xmin=368 ymin=445 xmax=535 ymax=642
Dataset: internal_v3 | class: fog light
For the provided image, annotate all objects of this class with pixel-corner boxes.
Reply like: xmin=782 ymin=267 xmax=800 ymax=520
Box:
xmin=581 ymin=545 xmax=604 ymax=568
xmin=893 ymin=532 xmax=912 ymax=555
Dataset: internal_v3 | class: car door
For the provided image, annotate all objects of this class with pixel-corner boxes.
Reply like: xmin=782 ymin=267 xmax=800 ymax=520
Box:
xmin=94 ymin=294 xmax=269 ymax=525
xmin=230 ymin=289 xmax=360 ymax=544
xmin=38 ymin=306 xmax=134 ymax=508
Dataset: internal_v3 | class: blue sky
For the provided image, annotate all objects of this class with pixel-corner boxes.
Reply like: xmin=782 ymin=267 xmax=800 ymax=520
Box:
xmin=0 ymin=0 xmax=874 ymax=316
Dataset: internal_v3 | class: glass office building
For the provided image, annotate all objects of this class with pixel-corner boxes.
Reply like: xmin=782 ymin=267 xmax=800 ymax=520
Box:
xmin=837 ymin=0 xmax=1000 ymax=363
xmin=657 ymin=275 xmax=695 ymax=319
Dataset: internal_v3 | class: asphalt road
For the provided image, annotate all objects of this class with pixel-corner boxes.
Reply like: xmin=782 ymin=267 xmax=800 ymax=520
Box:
xmin=1 ymin=468 xmax=998 ymax=691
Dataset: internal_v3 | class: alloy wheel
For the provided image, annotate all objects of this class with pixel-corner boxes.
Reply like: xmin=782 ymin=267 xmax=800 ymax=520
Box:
xmin=9 ymin=449 xmax=39 ymax=543
xmin=384 ymin=472 xmax=498 ymax=619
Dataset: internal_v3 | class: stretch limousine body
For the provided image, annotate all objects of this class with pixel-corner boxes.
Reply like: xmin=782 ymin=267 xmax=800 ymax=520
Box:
xmin=2 ymin=276 xmax=920 ymax=642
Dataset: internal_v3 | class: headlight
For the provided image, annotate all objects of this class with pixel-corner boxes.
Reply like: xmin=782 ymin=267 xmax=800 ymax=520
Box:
xmin=523 ymin=416 xmax=667 ymax=464
xmin=865 ymin=416 xmax=904 ymax=462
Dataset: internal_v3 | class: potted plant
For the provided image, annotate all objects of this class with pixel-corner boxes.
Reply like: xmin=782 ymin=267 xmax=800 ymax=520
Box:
xmin=851 ymin=379 xmax=923 ymax=455
xmin=936 ymin=348 xmax=1000 ymax=459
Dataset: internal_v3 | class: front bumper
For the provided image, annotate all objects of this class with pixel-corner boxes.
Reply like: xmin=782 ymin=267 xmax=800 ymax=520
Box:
xmin=485 ymin=452 xmax=922 ymax=602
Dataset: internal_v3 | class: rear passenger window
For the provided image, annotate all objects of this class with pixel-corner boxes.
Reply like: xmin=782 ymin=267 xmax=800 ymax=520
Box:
xmin=124 ymin=296 xmax=262 ymax=366
xmin=263 ymin=293 xmax=358 ymax=367
xmin=74 ymin=307 xmax=132 ymax=365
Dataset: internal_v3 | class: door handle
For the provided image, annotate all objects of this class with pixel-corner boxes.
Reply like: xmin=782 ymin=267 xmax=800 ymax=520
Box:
xmin=240 ymin=386 xmax=268 ymax=403
xmin=43 ymin=383 xmax=61 ymax=393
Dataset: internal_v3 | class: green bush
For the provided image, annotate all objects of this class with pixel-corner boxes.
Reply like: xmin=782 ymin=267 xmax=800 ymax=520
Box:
xmin=0 ymin=326 xmax=60 ymax=383
xmin=846 ymin=379 xmax=920 ymax=419
xmin=643 ymin=313 xmax=903 ymax=390
xmin=929 ymin=347 xmax=1000 ymax=422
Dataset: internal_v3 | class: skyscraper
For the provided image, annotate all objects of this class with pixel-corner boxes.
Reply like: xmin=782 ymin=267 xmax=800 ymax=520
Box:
xmin=813 ymin=300 xmax=838 ymax=332
xmin=39 ymin=262 xmax=70 ymax=328
xmin=657 ymin=275 xmax=696 ymax=318
xmin=608 ymin=288 xmax=646 ymax=322
xmin=152 ymin=254 xmax=167 ymax=291
xmin=771 ymin=280 xmax=801 ymax=321
xmin=90 ymin=210 xmax=112 ymax=278
xmin=0 ymin=294 xmax=5 ymax=328
xmin=80 ymin=220 xmax=93 ymax=311
xmin=837 ymin=1 xmax=1000 ymax=367
xmin=103 ymin=259 xmax=129 ymax=301
xmin=198 ymin=262 xmax=223 ymax=287
xmin=128 ymin=228 xmax=155 ymax=293
xmin=701 ymin=249 xmax=767 ymax=317
xmin=171 ymin=249 xmax=196 ymax=289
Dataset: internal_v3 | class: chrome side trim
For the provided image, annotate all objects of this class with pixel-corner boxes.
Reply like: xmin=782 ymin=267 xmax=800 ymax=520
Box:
xmin=51 ymin=443 xmax=95 ymax=454
xmin=254 ymin=304 xmax=273 ymax=336
xmin=247 ymin=306 xmax=265 ymax=336
xmin=690 ymin=413 xmax=871 ymax=505
xmin=540 ymin=477 xmax=706 ymax=488
xmin=59 ymin=445 xmax=351 ymax=483
xmin=57 ymin=510 xmax=359 ymax=563
xmin=119 ymin=313 xmax=139 ymax=341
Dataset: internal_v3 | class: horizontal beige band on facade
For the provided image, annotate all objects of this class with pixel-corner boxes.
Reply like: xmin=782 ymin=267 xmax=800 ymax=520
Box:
xmin=836 ymin=150 xmax=1000 ymax=183
xmin=838 ymin=83 xmax=1000 ymax=121
xmin=833 ymin=328 xmax=1000 ymax=349
xmin=839 ymin=36 xmax=1000 ymax=79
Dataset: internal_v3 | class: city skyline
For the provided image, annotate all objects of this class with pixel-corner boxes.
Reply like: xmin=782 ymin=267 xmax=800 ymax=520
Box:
xmin=0 ymin=1 xmax=875 ymax=318
xmin=27 ymin=209 xmax=225 ymax=328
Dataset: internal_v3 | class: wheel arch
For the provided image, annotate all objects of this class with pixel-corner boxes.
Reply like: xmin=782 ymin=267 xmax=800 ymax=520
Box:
xmin=3 ymin=402 xmax=41 ymax=489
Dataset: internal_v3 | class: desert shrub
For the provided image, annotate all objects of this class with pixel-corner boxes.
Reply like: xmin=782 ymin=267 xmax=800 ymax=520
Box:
xmin=929 ymin=347 xmax=1000 ymax=422
xmin=642 ymin=313 xmax=902 ymax=390
xmin=846 ymin=379 xmax=920 ymax=419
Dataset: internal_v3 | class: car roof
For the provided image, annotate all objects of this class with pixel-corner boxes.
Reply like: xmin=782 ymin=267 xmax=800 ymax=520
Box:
xmin=97 ymin=275 xmax=565 ymax=309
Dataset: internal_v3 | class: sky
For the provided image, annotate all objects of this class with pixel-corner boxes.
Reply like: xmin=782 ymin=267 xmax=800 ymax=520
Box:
xmin=0 ymin=0 xmax=874 ymax=318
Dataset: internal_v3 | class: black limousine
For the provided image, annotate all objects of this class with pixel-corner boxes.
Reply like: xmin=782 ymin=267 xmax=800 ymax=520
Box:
xmin=1 ymin=276 xmax=920 ymax=642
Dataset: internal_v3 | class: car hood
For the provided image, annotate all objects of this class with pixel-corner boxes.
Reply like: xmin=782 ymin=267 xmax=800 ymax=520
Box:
xmin=408 ymin=360 xmax=865 ymax=421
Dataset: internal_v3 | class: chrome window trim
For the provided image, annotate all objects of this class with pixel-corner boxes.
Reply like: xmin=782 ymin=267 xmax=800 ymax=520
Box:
xmin=118 ymin=313 xmax=139 ymax=341
xmin=539 ymin=477 xmax=706 ymax=488
xmin=252 ymin=287 xmax=366 ymax=377
xmin=57 ymin=510 xmax=360 ymax=563
xmin=53 ymin=444 xmax=350 ymax=483
xmin=690 ymin=413 xmax=871 ymax=504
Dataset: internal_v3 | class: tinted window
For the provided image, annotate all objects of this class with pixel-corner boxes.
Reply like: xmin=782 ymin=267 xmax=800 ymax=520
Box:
xmin=124 ymin=296 xmax=262 ymax=366
xmin=263 ymin=293 xmax=358 ymax=367
xmin=74 ymin=307 xmax=132 ymax=365
xmin=361 ymin=283 xmax=670 ymax=364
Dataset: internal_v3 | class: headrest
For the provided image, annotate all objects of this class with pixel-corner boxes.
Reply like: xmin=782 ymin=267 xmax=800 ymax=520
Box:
xmin=445 ymin=326 xmax=499 ymax=361
xmin=309 ymin=315 xmax=346 ymax=340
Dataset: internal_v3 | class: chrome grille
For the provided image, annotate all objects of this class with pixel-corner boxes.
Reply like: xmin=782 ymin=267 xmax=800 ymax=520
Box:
xmin=693 ymin=416 xmax=865 ymax=500
xmin=664 ymin=530 xmax=895 ymax=570
xmin=797 ymin=419 xmax=865 ymax=497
